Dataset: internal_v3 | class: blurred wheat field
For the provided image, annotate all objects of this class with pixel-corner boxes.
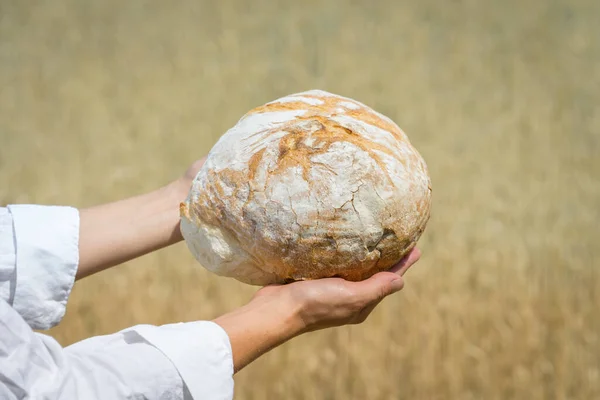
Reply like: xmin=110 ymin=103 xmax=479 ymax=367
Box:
xmin=1 ymin=0 xmax=599 ymax=398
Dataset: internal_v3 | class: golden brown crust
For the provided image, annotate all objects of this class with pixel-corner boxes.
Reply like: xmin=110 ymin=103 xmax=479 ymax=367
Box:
xmin=182 ymin=90 xmax=432 ymax=284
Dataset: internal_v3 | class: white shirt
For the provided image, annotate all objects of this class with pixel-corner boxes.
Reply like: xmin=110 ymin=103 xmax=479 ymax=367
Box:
xmin=0 ymin=205 xmax=234 ymax=400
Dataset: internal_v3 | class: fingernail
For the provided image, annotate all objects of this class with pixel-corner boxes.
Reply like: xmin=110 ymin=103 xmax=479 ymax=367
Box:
xmin=390 ymin=278 xmax=404 ymax=293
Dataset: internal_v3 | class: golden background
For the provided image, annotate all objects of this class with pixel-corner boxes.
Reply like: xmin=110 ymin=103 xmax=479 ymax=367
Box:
xmin=1 ymin=0 xmax=599 ymax=398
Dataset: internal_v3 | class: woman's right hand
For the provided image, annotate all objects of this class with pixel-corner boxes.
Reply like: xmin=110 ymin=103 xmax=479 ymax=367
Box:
xmin=214 ymin=248 xmax=422 ymax=373
xmin=256 ymin=247 xmax=421 ymax=333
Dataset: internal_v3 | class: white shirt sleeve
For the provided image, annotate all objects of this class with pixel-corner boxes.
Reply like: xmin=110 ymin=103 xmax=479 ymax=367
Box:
xmin=0 ymin=205 xmax=79 ymax=330
xmin=0 ymin=205 xmax=235 ymax=399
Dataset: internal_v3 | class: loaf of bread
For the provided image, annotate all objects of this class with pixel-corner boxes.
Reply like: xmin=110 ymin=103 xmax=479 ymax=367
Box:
xmin=180 ymin=90 xmax=431 ymax=285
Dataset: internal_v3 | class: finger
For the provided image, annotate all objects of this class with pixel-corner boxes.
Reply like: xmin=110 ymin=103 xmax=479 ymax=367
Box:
xmin=389 ymin=247 xmax=421 ymax=276
xmin=349 ymin=272 xmax=405 ymax=305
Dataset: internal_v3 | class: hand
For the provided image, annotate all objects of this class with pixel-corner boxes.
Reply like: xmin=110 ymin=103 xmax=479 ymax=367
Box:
xmin=255 ymin=247 xmax=422 ymax=333
xmin=214 ymin=247 xmax=422 ymax=372
xmin=177 ymin=157 xmax=206 ymax=192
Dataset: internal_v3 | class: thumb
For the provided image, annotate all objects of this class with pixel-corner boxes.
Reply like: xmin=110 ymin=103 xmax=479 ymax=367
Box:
xmin=352 ymin=272 xmax=405 ymax=303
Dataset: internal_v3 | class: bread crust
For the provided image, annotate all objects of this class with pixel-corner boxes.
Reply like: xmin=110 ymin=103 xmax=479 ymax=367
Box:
xmin=181 ymin=90 xmax=431 ymax=285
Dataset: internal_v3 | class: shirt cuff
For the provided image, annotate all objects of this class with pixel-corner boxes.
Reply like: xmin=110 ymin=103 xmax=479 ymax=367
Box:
xmin=7 ymin=204 xmax=79 ymax=330
xmin=0 ymin=208 xmax=17 ymax=306
xmin=128 ymin=321 xmax=234 ymax=400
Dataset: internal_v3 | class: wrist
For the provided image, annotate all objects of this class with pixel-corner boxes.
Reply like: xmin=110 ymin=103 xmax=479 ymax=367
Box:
xmin=163 ymin=178 xmax=192 ymax=242
xmin=168 ymin=176 xmax=192 ymax=204
xmin=223 ymin=292 xmax=306 ymax=341
xmin=213 ymin=289 xmax=306 ymax=372
xmin=254 ymin=291 xmax=307 ymax=339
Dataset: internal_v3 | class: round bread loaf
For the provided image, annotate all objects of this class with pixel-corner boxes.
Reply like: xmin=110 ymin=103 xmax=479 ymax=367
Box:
xmin=180 ymin=90 xmax=431 ymax=285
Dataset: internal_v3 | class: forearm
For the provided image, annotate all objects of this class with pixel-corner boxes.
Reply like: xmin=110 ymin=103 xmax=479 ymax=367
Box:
xmin=77 ymin=178 xmax=189 ymax=279
xmin=213 ymin=294 xmax=305 ymax=373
